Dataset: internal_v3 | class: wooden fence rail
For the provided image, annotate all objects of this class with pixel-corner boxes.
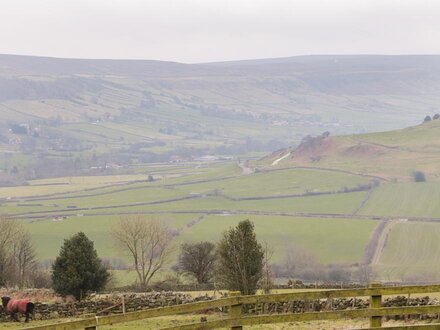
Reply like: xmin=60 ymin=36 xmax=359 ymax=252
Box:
xmin=22 ymin=284 xmax=440 ymax=330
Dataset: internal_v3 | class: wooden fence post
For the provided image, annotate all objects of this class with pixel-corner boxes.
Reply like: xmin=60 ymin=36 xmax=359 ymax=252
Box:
xmin=369 ymin=282 xmax=382 ymax=328
xmin=229 ymin=291 xmax=242 ymax=330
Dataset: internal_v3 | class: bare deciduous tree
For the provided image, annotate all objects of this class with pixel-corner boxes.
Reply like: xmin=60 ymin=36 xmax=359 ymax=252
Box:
xmin=0 ymin=215 xmax=38 ymax=287
xmin=112 ymin=216 xmax=174 ymax=290
xmin=0 ymin=215 xmax=20 ymax=285
xmin=178 ymin=241 xmax=216 ymax=285
xmin=354 ymin=264 xmax=374 ymax=285
xmin=12 ymin=229 xmax=38 ymax=288
xmin=281 ymin=242 xmax=318 ymax=278
xmin=260 ymin=241 xmax=274 ymax=294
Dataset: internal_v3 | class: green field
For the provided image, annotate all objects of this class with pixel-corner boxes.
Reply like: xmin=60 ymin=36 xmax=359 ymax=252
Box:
xmin=359 ymin=182 xmax=440 ymax=218
xmin=24 ymin=214 xmax=195 ymax=260
xmin=270 ymin=120 xmax=440 ymax=182
xmin=3 ymin=142 xmax=440 ymax=283
xmin=24 ymin=214 xmax=376 ymax=265
xmin=0 ymin=164 xmax=382 ymax=284
xmin=1 ymin=166 xmax=370 ymax=215
xmin=375 ymin=221 xmax=440 ymax=281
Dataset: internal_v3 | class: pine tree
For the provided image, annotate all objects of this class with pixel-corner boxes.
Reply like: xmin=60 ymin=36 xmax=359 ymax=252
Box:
xmin=52 ymin=232 xmax=109 ymax=300
xmin=216 ymin=219 xmax=264 ymax=295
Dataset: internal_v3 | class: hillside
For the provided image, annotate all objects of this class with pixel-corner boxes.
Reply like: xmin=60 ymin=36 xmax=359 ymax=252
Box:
xmin=2 ymin=54 xmax=440 ymax=183
xmin=253 ymin=119 xmax=440 ymax=281
xmin=5 ymin=121 xmax=440 ymax=281
xmin=264 ymin=118 xmax=440 ymax=181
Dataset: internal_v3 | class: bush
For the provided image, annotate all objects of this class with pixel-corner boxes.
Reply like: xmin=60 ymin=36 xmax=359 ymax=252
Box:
xmin=413 ymin=171 xmax=426 ymax=182
xmin=31 ymin=270 xmax=53 ymax=288
xmin=424 ymin=115 xmax=432 ymax=123
xmin=327 ymin=267 xmax=351 ymax=282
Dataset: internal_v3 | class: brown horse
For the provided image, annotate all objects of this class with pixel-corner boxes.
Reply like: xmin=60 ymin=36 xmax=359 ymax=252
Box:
xmin=1 ymin=296 xmax=35 ymax=322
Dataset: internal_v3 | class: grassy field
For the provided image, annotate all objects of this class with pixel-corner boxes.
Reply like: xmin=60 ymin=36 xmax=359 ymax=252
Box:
xmin=0 ymin=164 xmax=378 ymax=275
xmin=271 ymin=120 xmax=440 ymax=181
xmin=24 ymin=214 xmax=377 ymax=266
xmin=375 ymin=221 xmax=440 ymax=281
xmin=24 ymin=214 xmax=196 ymax=260
xmin=172 ymin=215 xmax=377 ymax=264
xmin=249 ymin=120 xmax=440 ymax=280
xmin=1 ymin=166 xmax=370 ymax=215
xmin=3 ymin=152 xmax=440 ymax=282
xmin=0 ymin=174 xmax=152 ymax=199
xmin=359 ymin=182 xmax=440 ymax=218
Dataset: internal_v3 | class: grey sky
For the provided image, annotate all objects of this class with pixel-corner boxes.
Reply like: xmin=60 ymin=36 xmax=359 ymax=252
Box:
xmin=1 ymin=0 xmax=439 ymax=63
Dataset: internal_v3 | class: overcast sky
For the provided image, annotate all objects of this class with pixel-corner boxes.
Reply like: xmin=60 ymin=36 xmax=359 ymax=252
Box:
xmin=1 ymin=0 xmax=439 ymax=63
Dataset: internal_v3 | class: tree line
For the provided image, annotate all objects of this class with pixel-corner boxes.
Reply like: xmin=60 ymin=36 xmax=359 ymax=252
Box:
xmin=51 ymin=217 xmax=268 ymax=300
xmin=0 ymin=214 xmax=378 ymax=301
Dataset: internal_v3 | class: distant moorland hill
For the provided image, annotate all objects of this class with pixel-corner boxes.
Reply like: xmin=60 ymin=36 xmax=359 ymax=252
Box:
xmin=1 ymin=54 xmax=440 ymax=182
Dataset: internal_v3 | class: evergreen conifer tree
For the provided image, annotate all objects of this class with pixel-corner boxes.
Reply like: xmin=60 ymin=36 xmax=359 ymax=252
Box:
xmin=216 ymin=219 xmax=264 ymax=295
xmin=52 ymin=232 xmax=109 ymax=300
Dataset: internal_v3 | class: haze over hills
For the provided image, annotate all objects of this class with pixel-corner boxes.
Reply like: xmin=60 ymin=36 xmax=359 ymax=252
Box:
xmin=1 ymin=54 xmax=440 ymax=182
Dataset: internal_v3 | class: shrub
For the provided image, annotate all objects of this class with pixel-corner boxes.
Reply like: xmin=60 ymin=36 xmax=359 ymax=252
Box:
xmin=424 ymin=115 xmax=432 ymax=123
xmin=413 ymin=171 xmax=426 ymax=182
xmin=31 ymin=270 xmax=53 ymax=289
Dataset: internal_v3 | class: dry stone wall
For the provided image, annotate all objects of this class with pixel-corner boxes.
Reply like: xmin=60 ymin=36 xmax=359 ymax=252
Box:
xmin=0 ymin=292 xmax=212 ymax=321
xmin=247 ymin=296 xmax=440 ymax=314
xmin=1 ymin=292 xmax=439 ymax=322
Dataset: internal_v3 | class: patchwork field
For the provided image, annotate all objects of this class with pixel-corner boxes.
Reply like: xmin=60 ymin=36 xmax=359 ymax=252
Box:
xmin=3 ymin=139 xmax=440 ymax=283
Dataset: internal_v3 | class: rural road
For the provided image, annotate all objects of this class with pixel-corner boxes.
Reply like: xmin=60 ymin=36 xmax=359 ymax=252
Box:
xmin=271 ymin=152 xmax=291 ymax=166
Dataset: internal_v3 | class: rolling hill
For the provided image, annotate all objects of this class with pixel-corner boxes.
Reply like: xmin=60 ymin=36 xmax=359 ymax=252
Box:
xmin=2 ymin=119 xmax=440 ymax=282
xmin=3 ymin=55 xmax=440 ymax=283
xmin=2 ymin=54 xmax=440 ymax=183
xmin=264 ymin=118 xmax=440 ymax=181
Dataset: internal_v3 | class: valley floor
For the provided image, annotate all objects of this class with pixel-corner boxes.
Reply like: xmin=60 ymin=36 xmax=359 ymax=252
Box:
xmin=2 ymin=160 xmax=440 ymax=281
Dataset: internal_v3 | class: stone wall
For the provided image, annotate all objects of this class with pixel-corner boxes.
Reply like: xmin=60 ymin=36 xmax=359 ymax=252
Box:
xmin=247 ymin=296 xmax=440 ymax=314
xmin=1 ymin=292 xmax=439 ymax=322
xmin=0 ymin=292 xmax=212 ymax=321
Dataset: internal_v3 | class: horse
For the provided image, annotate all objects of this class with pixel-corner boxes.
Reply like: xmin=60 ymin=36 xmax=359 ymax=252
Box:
xmin=1 ymin=296 xmax=35 ymax=322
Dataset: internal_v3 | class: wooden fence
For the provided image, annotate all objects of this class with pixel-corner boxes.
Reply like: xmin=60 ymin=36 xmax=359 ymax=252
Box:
xmin=22 ymin=284 xmax=440 ymax=330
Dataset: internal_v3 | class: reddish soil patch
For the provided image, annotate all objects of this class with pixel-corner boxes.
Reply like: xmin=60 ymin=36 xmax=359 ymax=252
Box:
xmin=342 ymin=143 xmax=387 ymax=157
